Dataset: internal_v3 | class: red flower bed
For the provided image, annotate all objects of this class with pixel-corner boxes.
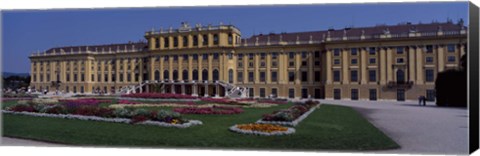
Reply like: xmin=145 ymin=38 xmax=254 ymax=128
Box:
xmin=118 ymin=100 xmax=141 ymax=104
xmin=173 ymin=106 xmax=244 ymax=115
xmin=261 ymin=100 xmax=319 ymax=122
xmin=7 ymin=104 xmax=35 ymax=112
xmin=257 ymin=100 xmax=289 ymax=105
xmin=122 ymin=93 xmax=197 ymax=99
xmin=200 ymin=98 xmax=237 ymax=104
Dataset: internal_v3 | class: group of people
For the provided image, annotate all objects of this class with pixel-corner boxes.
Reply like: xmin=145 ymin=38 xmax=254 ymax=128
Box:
xmin=418 ymin=95 xmax=427 ymax=106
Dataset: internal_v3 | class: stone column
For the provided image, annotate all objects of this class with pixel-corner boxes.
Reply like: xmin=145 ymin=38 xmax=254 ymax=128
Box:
xmin=386 ymin=47 xmax=393 ymax=82
xmin=437 ymin=45 xmax=445 ymax=72
xmin=171 ymin=84 xmax=175 ymax=94
xmin=161 ymin=83 xmax=166 ymax=93
xmin=380 ymin=47 xmax=387 ymax=85
xmin=416 ymin=46 xmax=424 ymax=84
xmin=192 ymin=84 xmax=198 ymax=96
xmin=342 ymin=48 xmax=349 ymax=84
xmin=408 ymin=46 xmax=416 ymax=82
xmin=215 ymin=83 xmax=220 ymax=97
xmin=360 ymin=48 xmax=367 ymax=84
xmin=204 ymin=82 xmax=209 ymax=97
xmin=326 ymin=49 xmax=332 ymax=84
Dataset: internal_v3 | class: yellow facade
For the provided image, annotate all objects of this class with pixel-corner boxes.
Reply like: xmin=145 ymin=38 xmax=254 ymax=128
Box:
xmin=29 ymin=22 xmax=467 ymax=101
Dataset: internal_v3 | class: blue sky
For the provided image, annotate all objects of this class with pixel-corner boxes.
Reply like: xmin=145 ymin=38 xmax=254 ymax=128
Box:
xmin=2 ymin=2 xmax=468 ymax=73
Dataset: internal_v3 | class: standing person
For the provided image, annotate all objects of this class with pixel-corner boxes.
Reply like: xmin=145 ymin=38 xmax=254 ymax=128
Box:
xmin=418 ymin=96 xmax=423 ymax=106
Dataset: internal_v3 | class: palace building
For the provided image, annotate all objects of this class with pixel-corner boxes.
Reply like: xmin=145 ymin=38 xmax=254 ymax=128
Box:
xmin=29 ymin=21 xmax=467 ymax=101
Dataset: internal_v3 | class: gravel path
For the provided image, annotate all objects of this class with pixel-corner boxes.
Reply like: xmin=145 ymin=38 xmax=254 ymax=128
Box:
xmin=1 ymin=137 xmax=65 ymax=147
xmin=320 ymin=99 xmax=469 ymax=155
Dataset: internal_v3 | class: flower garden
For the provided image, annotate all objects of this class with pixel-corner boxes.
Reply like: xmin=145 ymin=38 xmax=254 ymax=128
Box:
xmin=1 ymin=93 xmax=399 ymax=150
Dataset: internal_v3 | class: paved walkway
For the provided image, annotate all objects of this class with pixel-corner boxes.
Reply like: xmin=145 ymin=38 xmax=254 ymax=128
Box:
xmin=1 ymin=137 xmax=65 ymax=147
xmin=320 ymin=99 xmax=469 ymax=155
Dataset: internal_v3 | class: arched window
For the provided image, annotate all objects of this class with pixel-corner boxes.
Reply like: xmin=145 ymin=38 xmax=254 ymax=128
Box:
xmin=163 ymin=70 xmax=169 ymax=80
xmin=182 ymin=70 xmax=188 ymax=81
xmin=173 ymin=70 xmax=178 ymax=80
xmin=202 ymin=69 xmax=208 ymax=81
xmin=213 ymin=69 xmax=219 ymax=81
xmin=396 ymin=69 xmax=405 ymax=83
xmin=192 ymin=70 xmax=199 ymax=80
xmin=228 ymin=69 xmax=233 ymax=83
xmin=154 ymin=70 xmax=160 ymax=81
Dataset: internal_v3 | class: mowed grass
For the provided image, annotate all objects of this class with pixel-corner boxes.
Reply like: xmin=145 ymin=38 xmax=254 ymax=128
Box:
xmin=2 ymin=104 xmax=399 ymax=151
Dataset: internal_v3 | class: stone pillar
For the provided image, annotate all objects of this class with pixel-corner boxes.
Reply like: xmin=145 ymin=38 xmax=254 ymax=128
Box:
xmin=326 ymin=49 xmax=332 ymax=84
xmin=342 ymin=48 xmax=349 ymax=84
xmin=161 ymin=83 xmax=166 ymax=93
xmin=204 ymin=83 xmax=209 ymax=97
xmin=386 ymin=47 xmax=393 ymax=82
xmin=460 ymin=43 xmax=465 ymax=56
xmin=171 ymin=84 xmax=175 ymax=94
xmin=360 ymin=48 xmax=367 ymax=84
xmin=224 ymin=87 xmax=229 ymax=97
xmin=379 ymin=47 xmax=387 ymax=85
xmin=215 ymin=83 xmax=220 ymax=97
xmin=192 ymin=84 xmax=198 ymax=96
xmin=408 ymin=46 xmax=416 ymax=82
xmin=437 ymin=45 xmax=445 ymax=72
xmin=416 ymin=46 xmax=424 ymax=84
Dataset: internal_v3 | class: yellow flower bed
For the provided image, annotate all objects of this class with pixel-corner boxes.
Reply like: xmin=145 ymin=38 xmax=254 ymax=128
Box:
xmin=236 ymin=123 xmax=288 ymax=133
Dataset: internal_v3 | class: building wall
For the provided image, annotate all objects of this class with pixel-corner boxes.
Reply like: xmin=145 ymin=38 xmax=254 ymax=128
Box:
xmin=29 ymin=25 xmax=467 ymax=100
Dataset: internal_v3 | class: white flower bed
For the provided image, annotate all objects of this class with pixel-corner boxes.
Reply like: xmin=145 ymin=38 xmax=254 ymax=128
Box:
xmin=2 ymin=110 xmax=202 ymax=128
xmin=229 ymin=125 xmax=295 ymax=136
xmin=256 ymin=104 xmax=320 ymax=127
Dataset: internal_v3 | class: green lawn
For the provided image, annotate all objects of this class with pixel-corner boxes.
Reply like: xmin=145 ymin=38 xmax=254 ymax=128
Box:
xmin=2 ymin=103 xmax=399 ymax=151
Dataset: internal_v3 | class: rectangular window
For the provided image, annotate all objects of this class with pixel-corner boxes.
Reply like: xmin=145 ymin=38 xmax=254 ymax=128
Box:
xmin=173 ymin=37 xmax=178 ymax=47
xmin=350 ymin=70 xmax=358 ymax=82
xmin=369 ymin=58 xmax=376 ymax=64
xmin=301 ymin=88 xmax=308 ymax=99
xmin=271 ymin=53 xmax=278 ymax=59
xmin=288 ymin=89 xmax=295 ymax=98
xmin=249 ymin=62 xmax=254 ymax=68
xmin=193 ymin=54 xmax=198 ymax=60
xmin=351 ymin=58 xmax=358 ymax=65
xmin=202 ymin=34 xmax=208 ymax=46
xmin=396 ymin=58 xmax=405 ymax=64
xmin=271 ymin=88 xmax=278 ymax=97
xmin=333 ymin=49 xmax=340 ymax=56
xmin=447 ymin=56 xmax=456 ymax=62
xmin=249 ymin=88 xmax=254 ymax=98
xmin=183 ymin=36 xmax=188 ymax=47
xmin=288 ymin=72 xmax=295 ymax=82
xmin=369 ymin=70 xmax=377 ymax=82
xmin=164 ymin=37 xmax=169 ymax=48
xmin=154 ymin=38 xmax=160 ymax=49
xmin=164 ymin=56 xmax=169 ymax=61
xmin=351 ymin=48 xmax=358 ymax=55
xmin=260 ymin=88 xmax=266 ymax=98
xmin=289 ymin=61 xmax=295 ymax=67
xmin=238 ymin=62 xmax=243 ymax=67
xmin=260 ymin=72 xmax=266 ymax=82
xmin=237 ymin=71 xmax=243 ymax=82
xmin=249 ymin=53 xmax=254 ymax=60
xmin=213 ymin=34 xmax=219 ymax=45
xmin=260 ymin=53 xmax=266 ymax=59
xmin=74 ymin=74 xmax=77 ymax=82
xmin=426 ymin=45 xmax=433 ymax=53
xmin=183 ymin=54 xmax=188 ymax=60
xmin=173 ymin=55 xmax=178 ymax=61
xmin=272 ymin=61 xmax=278 ymax=67
xmin=315 ymin=71 xmax=321 ymax=82
xmin=334 ymin=59 xmax=340 ymax=65
xmin=81 ymin=74 xmax=85 ymax=82
xmin=260 ymin=62 xmax=266 ymax=67
xmin=314 ymin=61 xmax=320 ymax=66
xmin=447 ymin=44 xmax=455 ymax=52
xmin=289 ymin=52 xmax=295 ymax=59
xmin=213 ymin=53 xmax=219 ymax=60
xmin=333 ymin=70 xmax=341 ymax=82
xmin=238 ymin=54 xmax=243 ymax=60
xmin=228 ymin=34 xmax=233 ymax=45
xmin=203 ymin=54 xmax=208 ymax=60
xmin=333 ymin=89 xmax=341 ymax=100
xmin=301 ymin=51 xmax=308 ymax=58
xmin=425 ymin=69 xmax=435 ymax=82
xmin=193 ymin=35 xmax=198 ymax=46
xmin=104 ymin=74 xmax=108 ymax=82
xmin=369 ymin=47 xmax=376 ymax=55
xmin=369 ymin=89 xmax=377 ymax=101
xmin=248 ymin=72 xmax=254 ymax=82
xmin=396 ymin=47 xmax=404 ymax=54
xmin=301 ymin=71 xmax=308 ymax=82
xmin=315 ymin=51 xmax=320 ymax=58
xmin=302 ymin=61 xmax=307 ymax=67
xmin=426 ymin=57 xmax=434 ymax=63
xmin=426 ymin=90 xmax=436 ymax=101
xmin=271 ymin=71 xmax=278 ymax=82
xmin=351 ymin=89 xmax=359 ymax=100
